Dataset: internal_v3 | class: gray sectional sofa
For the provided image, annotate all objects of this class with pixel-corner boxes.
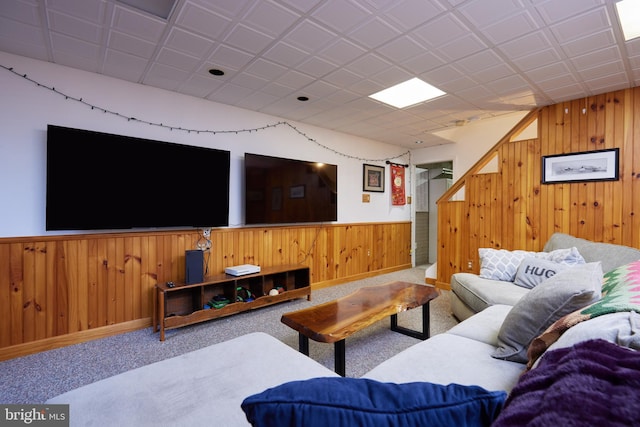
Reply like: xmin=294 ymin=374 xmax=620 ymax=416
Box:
xmin=47 ymin=233 xmax=640 ymax=426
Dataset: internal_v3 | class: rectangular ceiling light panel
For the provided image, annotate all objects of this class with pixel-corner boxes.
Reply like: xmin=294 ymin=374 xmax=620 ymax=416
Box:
xmin=616 ymin=0 xmax=640 ymax=41
xmin=369 ymin=77 xmax=446 ymax=108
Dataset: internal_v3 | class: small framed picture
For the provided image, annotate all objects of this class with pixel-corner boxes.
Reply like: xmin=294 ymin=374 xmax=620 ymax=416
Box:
xmin=363 ymin=164 xmax=384 ymax=192
xmin=289 ymin=185 xmax=305 ymax=199
xmin=541 ymin=148 xmax=619 ymax=184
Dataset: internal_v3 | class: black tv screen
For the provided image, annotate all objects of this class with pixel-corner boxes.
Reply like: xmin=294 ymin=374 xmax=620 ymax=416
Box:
xmin=244 ymin=153 xmax=337 ymax=225
xmin=46 ymin=125 xmax=230 ymax=231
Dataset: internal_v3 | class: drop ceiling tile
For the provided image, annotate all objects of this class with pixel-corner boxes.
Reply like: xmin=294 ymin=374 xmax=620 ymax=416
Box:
xmin=262 ymin=41 xmax=310 ymax=68
xmin=207 ymin=82 xmax=254 ymax=104
xmin=274 ymin=69 xmax=316 ymax=89
xmin=296 ymin=56 xmax=339 ymax=78
xmin=156 ymin=47 xmax=200 ymax=72
xmin=403 ymin=51 xmax=447 ymax=74
xmin=311 ymin=0 xmax=371 ymax=34
xmin=377 ymin=35 xmax=428 ymax=63
xmin=0 ymin=33 xmax=48 ymax=60
xmin=455 ymin=50 xmax=505 ymax=74
xmin=144 ymin=62 xmax=191 ymax=91
xmin=224 ymin=23 xmax=275 ymax=55
xmin=458 ymin=0 xmax=526 ymax=28
xmin=164 ymin=28 xmax=214 ymax=58
xmin=437 ymin=33 xmax=488 ymax=62
xmin=481 ymin=10 xmax=541 ymax=45
xmin=228 ymin=71 xmax=270 ymax=91
xmin=578 ymin=61 xmax=625 ymax=81
xmin=543 ymin=83 xmax=589 ymax=102
xmin=298 ymin=79 xmax=341 ymax=98
xmin=178 ymin=74 xmax=225 ymax=98
xmin=413 ymin=14 xmax=470 ymax=48
xmin=582 ymin=72 xmax=628 ymax=92
xmin=349 ymin=78 xmax=386 ymax=96
xmin=244 ymin=58 xmax=288 ymax=80
xmin=370 ymin=66 xmax=413 ymax=87
xmin=498 ymin=30 xmax=553 ymax=59
xmin=107 ymin=29 xmax=156 ymax=58
xmin=103 ymin=48 xmax=148 ymax=81
xmin=570 ymin=46 xmax=622 ymax=71
xmin=282 ymin=19 xmax=337 ymax=53
xmin=49 ymin=0 xmax=105 ymax=23
xmin=524 ymin=61 xmax=570 ymax=82
xmin=560 ymin=28 xmax=616 ymax=57
xmin=208 ymin=44 xmax=254 ymax=70
xmin=549 ymin=6 xmax=611 ymax=43
xmin=277 ymin=0 xmax=322 ymax=14
xmin=259 ymin=81 xmax=296 ymax=97
xmin=48 ymin=11 xmax=103 ymax=44
xmin=188 ymin=0 xmax=252 ymax=18
xmin=236 ymin=90 xmax=281 ymax=110
xmin=50 ymin=32 xmax=100 ymax=63
xmin=174 ymin=2 xmax=231 ymax=40
xmin=345 ymin=53 xmax=392 ymax=77
xmin=535 ymin=73 xmax=579 ymax=91
xmin=348 ymin=17 xmax=401 ymax=49
xmin=242 ymin=0 xmax=302 ymax=38
xmin=112 ymin=5 xmax=166 ymax=42
xmin=534 ymin=0 xmax=604 ymax=25
xmin=486 ymin=74 xmax=529 ymax=94
xmin=0 ymin=16 xmax=45 ymax=46
xmin=473 ymin=63 xmax=517 ymax=84
xmin=0 ymin=0 xmax=41 ymax=25
xmin=422 ymin=64 xmax=466 ymax=86
xmin=317 ymin=38 xmax=367 ymax=68
xmin=511 ymin=47 xmax=562 ymax=71
xmin=383 ymin=0 xmax=447 ymax=31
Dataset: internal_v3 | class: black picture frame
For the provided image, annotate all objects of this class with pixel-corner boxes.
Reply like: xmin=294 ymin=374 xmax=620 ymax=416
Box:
xmin=363 ymin=164 xmax=385 ymax=192
xmin=541 ymin=148 xmax=619 ymax=184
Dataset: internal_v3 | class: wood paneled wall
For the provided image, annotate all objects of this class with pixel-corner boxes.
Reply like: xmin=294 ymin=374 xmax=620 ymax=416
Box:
xmin=435 ymin=86 xmax=640 ymax=290
xmin=0 ymin=222 xmax=410 ymax=359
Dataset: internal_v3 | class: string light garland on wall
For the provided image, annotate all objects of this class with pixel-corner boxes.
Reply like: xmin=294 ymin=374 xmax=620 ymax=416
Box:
xmin=1 ymin=64 xmax=411 ymax=165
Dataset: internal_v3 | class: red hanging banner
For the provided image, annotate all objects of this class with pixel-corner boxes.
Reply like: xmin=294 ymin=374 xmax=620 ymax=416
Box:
xmin=390 ymin=164 xmax=406 ymax=206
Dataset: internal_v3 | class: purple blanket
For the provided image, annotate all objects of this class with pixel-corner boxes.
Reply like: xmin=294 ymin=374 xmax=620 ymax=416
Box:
xmin=493 ymin=339 xmax=640 ymax=426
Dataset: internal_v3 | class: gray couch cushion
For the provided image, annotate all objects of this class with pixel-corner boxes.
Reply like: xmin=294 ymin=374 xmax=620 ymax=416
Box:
xmin=363 ymin=334 xmax=526 ymax=393
xmin=544 ymin=233 xmax=640 ymax=273
xmin=513 ymin=257 xmax=570 ymax=289
xmin=447 ymin=304 xmax=512 ymax=346
xmin=451 ymin=273 xmax=529 ymax=313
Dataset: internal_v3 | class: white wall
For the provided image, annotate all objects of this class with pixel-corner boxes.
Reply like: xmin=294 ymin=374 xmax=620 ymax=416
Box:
xmin=0 ymin=52 xmax=411 ymax=238
xmin=411 ymin=111 xmax=530 ymax=182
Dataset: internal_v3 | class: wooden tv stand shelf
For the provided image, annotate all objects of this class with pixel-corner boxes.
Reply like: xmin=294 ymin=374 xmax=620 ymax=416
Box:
xmin=153 ymin=265 xmax=310 ymax=341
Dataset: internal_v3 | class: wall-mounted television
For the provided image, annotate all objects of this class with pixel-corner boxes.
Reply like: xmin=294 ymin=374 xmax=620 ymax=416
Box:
xmin=46 ymin=125 xmax=230 ymax=231
xmin=244 ymin=153 xmax=337 ymax=225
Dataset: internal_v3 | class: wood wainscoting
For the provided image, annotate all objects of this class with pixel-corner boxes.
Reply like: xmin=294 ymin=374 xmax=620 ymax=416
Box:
xmin=0 ymin=221 xmax=411 ymax=360
xmin=435 ymin=86 xmax=640 ymax=290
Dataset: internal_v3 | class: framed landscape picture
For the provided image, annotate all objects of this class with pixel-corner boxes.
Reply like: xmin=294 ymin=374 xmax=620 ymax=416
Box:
xmin=542 ymin=148 xmax=619 ymax=184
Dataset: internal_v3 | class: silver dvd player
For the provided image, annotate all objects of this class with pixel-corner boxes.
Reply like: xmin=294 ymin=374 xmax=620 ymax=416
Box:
xmin=224 ymin=264 xmax=261 ymax=276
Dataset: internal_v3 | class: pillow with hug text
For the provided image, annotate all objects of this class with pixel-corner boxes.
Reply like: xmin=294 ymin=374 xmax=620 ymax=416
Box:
xmin=492 ymin=262 xmax=602 ymax=363
xmin=479 ymin=247 xmax=584 ymax=282
xmin=513 ymin=257 xmax=570 ymax=289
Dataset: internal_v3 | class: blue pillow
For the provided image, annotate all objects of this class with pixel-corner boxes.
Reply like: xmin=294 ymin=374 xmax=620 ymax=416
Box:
xmin=241 ymin=377 xmax=506 ymax=427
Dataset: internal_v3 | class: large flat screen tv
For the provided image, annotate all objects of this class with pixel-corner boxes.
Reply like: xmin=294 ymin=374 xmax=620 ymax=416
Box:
xmin=46 ymin=125 xmax=230 ymax=231
xmin=244 ymin=153 xmax=337 ymax=225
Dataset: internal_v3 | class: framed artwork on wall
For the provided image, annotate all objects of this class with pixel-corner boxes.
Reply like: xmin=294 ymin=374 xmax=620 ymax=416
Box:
xmin=542 ymin=148 xmax=619 ymax=184
xmin=363 ymin=164 xmax=385 ymax=192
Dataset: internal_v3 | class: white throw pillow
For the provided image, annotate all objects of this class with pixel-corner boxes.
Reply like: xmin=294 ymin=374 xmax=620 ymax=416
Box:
xmin=479 ymin=247 xmax=585 ymax=282
xmin=513 ymin=257 xmax=570 ymax=289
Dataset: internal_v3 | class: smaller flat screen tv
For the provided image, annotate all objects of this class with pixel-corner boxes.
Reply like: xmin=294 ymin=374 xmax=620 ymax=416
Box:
xmin=244 ymin=153 xmax=337 ymax=225
xmin=46 ymin=125 xmax=230 ymax=231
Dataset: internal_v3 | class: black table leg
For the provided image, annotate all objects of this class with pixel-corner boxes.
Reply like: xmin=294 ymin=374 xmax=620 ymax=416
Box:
xmin=299 ymin=333 xmax=309 ymax=356
xmin=390 ymin=300 xmax=430 ymax=340
xmin=334 ymin=340 xmax=346 ymax=377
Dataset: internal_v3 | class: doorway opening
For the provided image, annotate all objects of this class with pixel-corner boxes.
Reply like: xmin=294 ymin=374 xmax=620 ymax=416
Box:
xmin=414 ymin=161 xmax=452 ymax=267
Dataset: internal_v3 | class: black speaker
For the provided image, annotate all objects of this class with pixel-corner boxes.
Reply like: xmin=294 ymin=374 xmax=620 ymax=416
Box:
xmin=185 ymin=250 xmax=204 ymax=284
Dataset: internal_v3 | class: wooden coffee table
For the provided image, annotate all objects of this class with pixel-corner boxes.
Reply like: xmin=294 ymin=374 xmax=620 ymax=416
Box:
xmin=280 ymin=281 xmax=439 ymax=376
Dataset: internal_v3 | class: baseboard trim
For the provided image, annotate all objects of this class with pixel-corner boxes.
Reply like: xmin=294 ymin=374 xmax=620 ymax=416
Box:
xmin=311 ymin=264 xmax=412 ymax=290
xmin=0 ymin=318 xmax=151 ymax=362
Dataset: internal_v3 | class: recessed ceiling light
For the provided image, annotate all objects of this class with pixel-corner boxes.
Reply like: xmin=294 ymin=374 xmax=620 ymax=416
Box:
xmin=208 ymin=69 xmax=225 ymax=76
xmin=369 ymin=77 xmax=446 ymax=109
xmin=297 ymin=96 xmax=309 ymax=101
xmin=616 ymin=0 xmax=640 ymax=41
xmin=414 ymin=140 xmax=424 ymax=144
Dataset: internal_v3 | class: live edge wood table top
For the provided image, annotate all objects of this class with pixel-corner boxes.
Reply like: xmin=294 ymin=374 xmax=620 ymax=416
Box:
xmin=281 ymin=281 xmax=439 ymax=376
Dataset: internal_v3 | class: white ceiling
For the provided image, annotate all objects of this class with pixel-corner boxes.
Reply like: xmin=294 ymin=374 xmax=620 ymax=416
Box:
xmin=1 ymin=0 xmax=639 ymax=148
